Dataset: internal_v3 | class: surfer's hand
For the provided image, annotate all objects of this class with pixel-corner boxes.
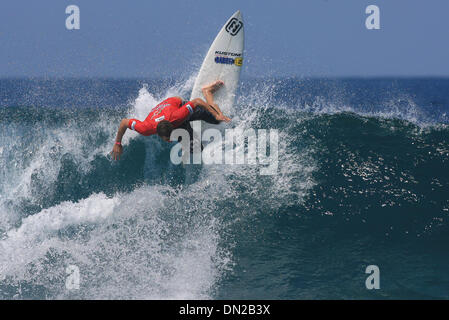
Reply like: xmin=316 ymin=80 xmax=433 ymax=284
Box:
xmin=111 ymin=144 xmax=123 ymax=160
xmin=215 ymin=114 xmax=231 ymax=123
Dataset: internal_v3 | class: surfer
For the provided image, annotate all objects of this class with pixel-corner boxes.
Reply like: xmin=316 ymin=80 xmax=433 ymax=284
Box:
xmin=111 ymin=80 xmax=230 ymax=160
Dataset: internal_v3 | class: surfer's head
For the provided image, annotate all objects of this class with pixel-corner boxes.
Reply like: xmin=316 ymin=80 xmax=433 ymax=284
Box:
xmin=156 ymin=120 xmax=174 ymax=142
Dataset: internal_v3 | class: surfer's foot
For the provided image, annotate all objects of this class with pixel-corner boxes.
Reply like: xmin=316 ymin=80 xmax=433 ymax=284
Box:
xmin=202 ymin=80 xmax=224 ymax=94
xmin=215 ymin=114 xmax=231 ymax=123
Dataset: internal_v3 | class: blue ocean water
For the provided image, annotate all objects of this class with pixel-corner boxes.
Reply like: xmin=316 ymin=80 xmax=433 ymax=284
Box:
xmin=0 ymin=77 xmax=448 ymax=299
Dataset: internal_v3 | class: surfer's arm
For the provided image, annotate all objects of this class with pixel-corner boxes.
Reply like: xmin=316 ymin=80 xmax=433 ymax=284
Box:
xmin=115 ymin=118 xmax=130 ymax=143
xmin=111 ymin=118 xmax=130 ymax=160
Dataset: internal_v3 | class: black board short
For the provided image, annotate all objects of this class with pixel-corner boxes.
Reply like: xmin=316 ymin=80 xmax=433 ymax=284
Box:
xmin=177 ymin=101 xmax=220 ymax=151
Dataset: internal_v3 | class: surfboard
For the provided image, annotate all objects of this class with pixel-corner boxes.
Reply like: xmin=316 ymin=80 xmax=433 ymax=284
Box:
xmin=190 ymin=10 xmax=244 ymax=115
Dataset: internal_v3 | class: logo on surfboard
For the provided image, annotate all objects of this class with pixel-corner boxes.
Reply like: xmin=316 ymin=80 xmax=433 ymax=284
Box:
xmin=225 ymin=18 xmax=243 ymax=36
xmin=214 ymin=50 xmax=243 ymax=66
xmin=215 ymin=56 xmax=243 ymax=67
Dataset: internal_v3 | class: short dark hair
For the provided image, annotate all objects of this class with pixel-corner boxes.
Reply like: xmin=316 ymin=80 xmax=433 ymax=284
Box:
xmin=156 ymin=120 xmax=174 ymax=138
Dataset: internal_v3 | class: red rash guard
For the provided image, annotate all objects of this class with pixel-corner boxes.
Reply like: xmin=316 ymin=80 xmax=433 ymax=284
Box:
xmin=128 ymin=97 xmax=195 ymax=136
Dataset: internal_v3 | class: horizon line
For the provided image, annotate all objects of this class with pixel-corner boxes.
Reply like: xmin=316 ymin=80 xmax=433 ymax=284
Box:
xmin=1 ymin=75 xmax=449 ymax=81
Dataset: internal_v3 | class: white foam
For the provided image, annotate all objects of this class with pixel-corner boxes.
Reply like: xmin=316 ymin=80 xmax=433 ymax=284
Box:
xmin=0 ymin=193 xmax=119 ymax=279
xmin=0 ymin=183 xmax=230 ymax=299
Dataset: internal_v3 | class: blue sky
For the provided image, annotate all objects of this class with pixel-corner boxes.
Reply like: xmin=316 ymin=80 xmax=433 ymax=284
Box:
xmin=0 ymin=0 xmax=448 ymax=78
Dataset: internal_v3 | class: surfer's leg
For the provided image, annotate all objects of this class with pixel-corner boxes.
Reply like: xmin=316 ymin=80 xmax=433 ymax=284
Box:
xmin=190 ymin=96 xmax=231 ymax=123
xmin=201 ymin=80 xmax=224 ymax=106
xmin=188 ymin=105 xmax=220 ymax=125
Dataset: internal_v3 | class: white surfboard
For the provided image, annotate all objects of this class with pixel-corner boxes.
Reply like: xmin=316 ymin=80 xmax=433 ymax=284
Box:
xmin=190 ymin=10 xmax=244 ymax=115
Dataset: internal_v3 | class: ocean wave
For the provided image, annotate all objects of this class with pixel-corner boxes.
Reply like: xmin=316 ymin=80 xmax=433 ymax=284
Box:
xmin=0 ymin=78 xmax=448 ymax=299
